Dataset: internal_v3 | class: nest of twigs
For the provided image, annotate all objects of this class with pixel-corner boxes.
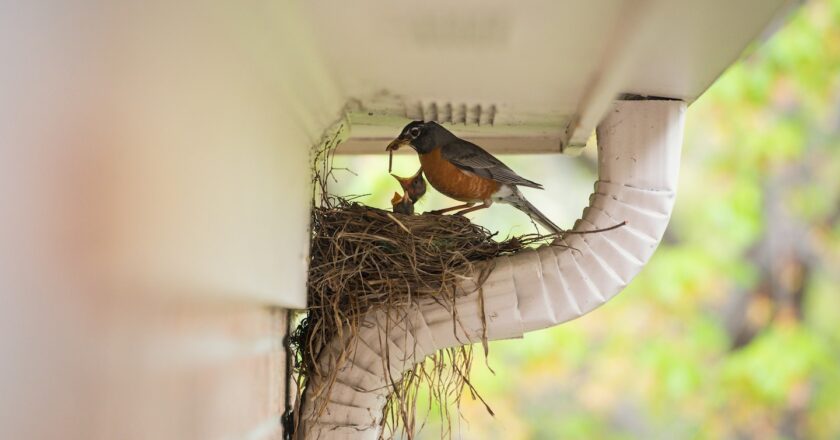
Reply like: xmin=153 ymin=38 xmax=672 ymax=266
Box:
xmin=292 ymin=199 xmax=551 ymax=437
xmin=306 ymin=199 xmax=543 ymax=324
xmin=290 ymin=129 xmax=552 ymax=439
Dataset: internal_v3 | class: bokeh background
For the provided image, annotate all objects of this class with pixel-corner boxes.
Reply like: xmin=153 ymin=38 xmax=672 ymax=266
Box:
xmin=330 ymin=1 xmax=840 ymax=438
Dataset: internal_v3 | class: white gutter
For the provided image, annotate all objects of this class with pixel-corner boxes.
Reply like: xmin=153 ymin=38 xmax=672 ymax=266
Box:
xmin=299 ymin=99 xmax=685 ymax=439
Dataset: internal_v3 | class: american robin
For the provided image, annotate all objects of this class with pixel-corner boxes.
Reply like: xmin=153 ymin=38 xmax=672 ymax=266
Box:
xmin=390 ymin=169 xmax=426 ymax=215
xmin=391 ymin=192 xmax=414 ymax=215
xmin=391 ymin=168 xmax=426 ymax=203
xmin=386 ymin=121 xmax=562 ymax=234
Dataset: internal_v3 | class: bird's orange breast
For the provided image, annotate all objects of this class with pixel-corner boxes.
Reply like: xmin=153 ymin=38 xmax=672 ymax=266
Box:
xmin=419 ymin=147 xmax=501 ymax=202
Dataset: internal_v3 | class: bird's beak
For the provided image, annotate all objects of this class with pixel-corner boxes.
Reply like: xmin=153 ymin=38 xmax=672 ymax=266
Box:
xmin=386 ymin=138 xmax=410 ymax=152
xmin=391 ymin=192 xmax=404 ymax=205
xmin=390 ymin=173 xmax=411 ymax=191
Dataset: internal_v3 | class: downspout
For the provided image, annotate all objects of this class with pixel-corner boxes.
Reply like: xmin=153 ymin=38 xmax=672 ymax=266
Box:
xmin=299 ymin=98 xmax=686 ymax=439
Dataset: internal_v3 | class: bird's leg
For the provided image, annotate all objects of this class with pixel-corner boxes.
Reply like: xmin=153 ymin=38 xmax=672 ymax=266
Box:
xmin=453 ymin=200 xmax=492 ymax=216
xmin=428 ymin=203 xmax=474 ymax=215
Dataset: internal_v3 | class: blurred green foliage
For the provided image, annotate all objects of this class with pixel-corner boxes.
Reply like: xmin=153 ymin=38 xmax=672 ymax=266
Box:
xmin=333 ymin=1 xmax=840 ymax=438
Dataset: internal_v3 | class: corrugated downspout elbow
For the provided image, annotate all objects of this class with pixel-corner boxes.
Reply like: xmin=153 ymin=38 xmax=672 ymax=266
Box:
xmin=299 ymin=99 xmax=686 ymax=439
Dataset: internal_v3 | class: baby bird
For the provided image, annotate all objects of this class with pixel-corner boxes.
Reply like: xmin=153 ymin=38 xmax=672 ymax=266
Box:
xmin=391 ymin=168 xmax=426 ymax=203
xmin=389 ymin=168 xmax=427 ymax=215
xmin=391 ymin=192 xmax=414 ymax=215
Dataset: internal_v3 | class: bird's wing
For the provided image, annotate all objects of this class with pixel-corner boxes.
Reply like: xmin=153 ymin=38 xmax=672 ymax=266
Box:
xmin=440 ymin=140 xmax=543 ymax=189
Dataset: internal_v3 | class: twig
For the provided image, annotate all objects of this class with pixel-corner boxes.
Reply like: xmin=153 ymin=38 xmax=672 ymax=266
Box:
xmin=386 ymin=213 xmax=412 ymax=234
xmin=562 ymin=220 xmax=627 ymax=235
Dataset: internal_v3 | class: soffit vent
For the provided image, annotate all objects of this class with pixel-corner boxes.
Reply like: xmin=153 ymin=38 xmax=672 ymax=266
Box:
xmin=405 ymin=101 xmax=497 ymax=126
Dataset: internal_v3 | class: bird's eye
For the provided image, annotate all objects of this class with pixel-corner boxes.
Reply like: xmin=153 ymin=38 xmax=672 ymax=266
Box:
xmin=408 ymin=127 xmax=421 ymax=139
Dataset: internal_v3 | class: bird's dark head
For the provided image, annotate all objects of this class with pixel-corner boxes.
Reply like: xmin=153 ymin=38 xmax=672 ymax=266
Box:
xmin=386 ymin=120 xmax=455 ymax=154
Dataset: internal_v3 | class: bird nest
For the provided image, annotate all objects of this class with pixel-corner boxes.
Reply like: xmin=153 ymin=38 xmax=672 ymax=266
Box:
xmin=289 ymin=130 xmax=552 ymax=439
xmin=292 ymin=198 xmax=551 ymax=438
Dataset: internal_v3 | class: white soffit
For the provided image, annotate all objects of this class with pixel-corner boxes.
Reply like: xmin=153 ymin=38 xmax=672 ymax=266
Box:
xmin=302 ymin=0 xmax=796 ymax=154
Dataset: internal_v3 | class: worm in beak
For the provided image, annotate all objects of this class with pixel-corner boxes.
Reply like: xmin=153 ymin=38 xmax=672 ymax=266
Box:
xmin=386 ymin=138 xmax=410 ymax=172
xmin=385 ymin=138 xmax=408 ymax=173
xmin=386 ymin=138 xmax=409 ymax=152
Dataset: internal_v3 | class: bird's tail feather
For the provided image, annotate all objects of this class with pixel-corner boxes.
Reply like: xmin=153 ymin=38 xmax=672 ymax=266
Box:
xmin=505 ymin=188 xmax=563 ymax=235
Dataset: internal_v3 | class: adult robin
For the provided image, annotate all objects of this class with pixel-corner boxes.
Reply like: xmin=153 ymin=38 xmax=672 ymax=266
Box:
xmin=386 ymin=120 xmax=563 ymax=234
